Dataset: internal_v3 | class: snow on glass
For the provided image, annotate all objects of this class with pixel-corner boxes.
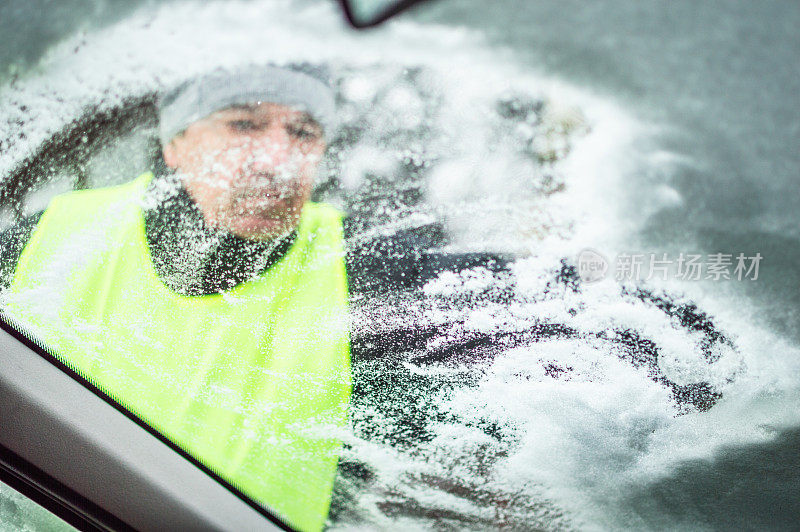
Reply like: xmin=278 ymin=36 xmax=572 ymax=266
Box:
xmin=1 ymin=1 xmax=799 ymax=530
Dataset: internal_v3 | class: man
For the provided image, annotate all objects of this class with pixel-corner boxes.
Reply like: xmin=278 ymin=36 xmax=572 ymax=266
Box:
xmin=0 ymin=64 xmax=733 ymax=530
xmin=2 ymin=64 xmax=359 ymax=532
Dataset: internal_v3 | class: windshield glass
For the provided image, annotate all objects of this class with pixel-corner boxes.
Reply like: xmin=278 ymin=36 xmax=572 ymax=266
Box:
xmin=1 ymin=1 xmax=798 ymax=530
xmin=0 ymin=479 xmax=76 ymax=531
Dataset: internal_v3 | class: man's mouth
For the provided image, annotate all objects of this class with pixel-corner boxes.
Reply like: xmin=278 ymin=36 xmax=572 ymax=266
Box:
xmin=231 ymin=186 xmax=294 ymax=212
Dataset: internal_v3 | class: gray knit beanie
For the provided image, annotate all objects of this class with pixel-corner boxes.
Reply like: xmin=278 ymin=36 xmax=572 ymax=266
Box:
xmin=158 ymin=63 xmax=337 ymax=145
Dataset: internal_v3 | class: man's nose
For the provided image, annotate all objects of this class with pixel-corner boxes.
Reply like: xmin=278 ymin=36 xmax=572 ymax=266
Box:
xmin=246 ymin=124 xmax=295 ymax=168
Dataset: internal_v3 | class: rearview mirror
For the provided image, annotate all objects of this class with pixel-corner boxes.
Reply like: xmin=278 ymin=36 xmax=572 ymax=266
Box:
xmin=339 ymin=0 xmax=432 ymax=28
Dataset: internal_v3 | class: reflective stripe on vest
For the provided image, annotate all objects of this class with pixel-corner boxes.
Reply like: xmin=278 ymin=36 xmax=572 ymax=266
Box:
xmin=6 ymin=173 xmax=351 ymax=532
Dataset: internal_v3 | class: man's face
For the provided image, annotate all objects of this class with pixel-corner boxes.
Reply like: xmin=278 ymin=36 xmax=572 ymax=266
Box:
xmin=163 ymin=102 xmax=326 ymax=241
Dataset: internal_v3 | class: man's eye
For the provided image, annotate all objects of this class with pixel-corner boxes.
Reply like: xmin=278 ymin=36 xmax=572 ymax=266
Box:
xmin=228 ymin=120 xmax=259 ymax=132
xmin=287 ymin=124 xmax=321 ymax=141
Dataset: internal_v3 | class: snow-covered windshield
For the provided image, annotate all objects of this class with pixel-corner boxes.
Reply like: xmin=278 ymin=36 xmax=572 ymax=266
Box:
xmin=1 ymin=1 xmax=798 ymax=530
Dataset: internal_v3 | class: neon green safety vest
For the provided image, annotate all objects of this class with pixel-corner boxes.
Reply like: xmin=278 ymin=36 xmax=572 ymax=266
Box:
xmin=5 ymin=173 xmax=351 ymax=532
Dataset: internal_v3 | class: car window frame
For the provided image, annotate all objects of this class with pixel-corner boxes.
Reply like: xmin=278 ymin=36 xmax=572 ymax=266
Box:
xmin=0 ymin=442 xmax=127 ymax=532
